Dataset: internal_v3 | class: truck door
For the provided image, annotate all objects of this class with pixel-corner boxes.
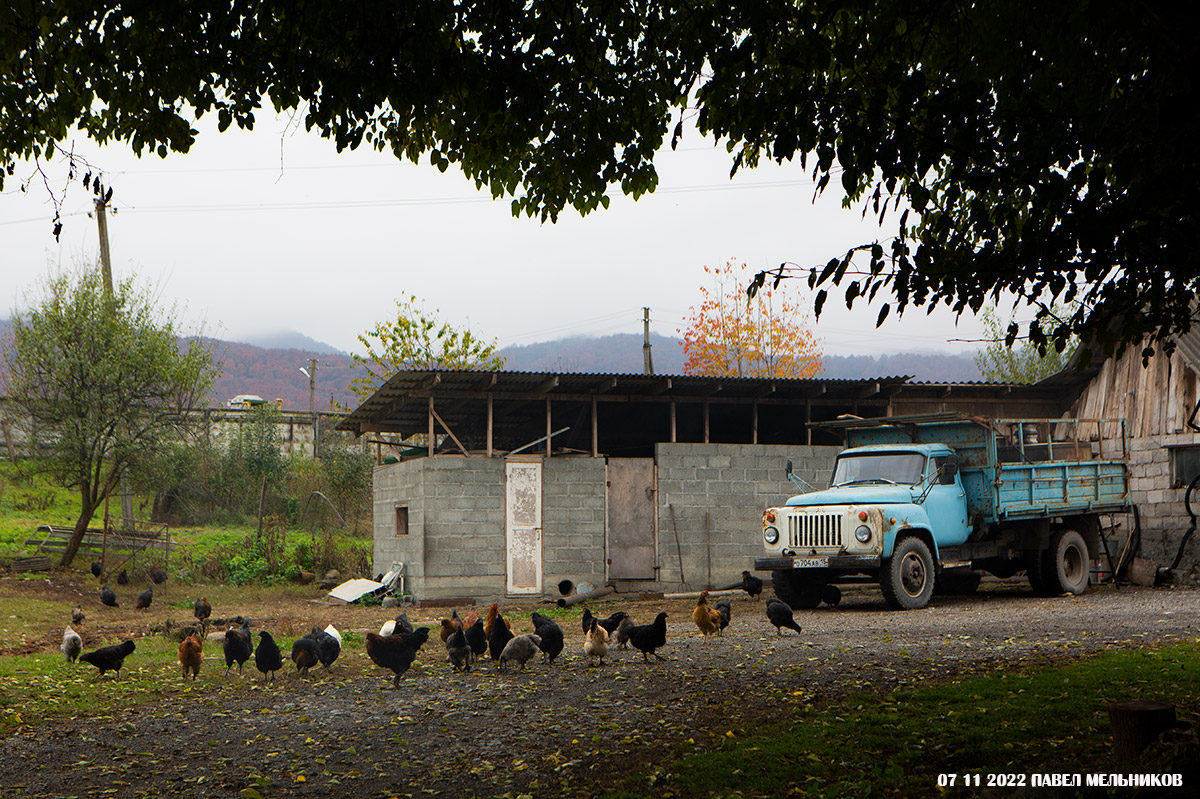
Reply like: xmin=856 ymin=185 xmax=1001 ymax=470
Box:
xmin=924 ymin=455 xmax=971 ymax=547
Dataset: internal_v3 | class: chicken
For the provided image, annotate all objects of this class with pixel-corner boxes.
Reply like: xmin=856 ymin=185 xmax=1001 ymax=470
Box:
xmin=446 ymin=626 xmax=471 ymax=672
xmin=149 ymin=563 xmax=168 ymax=584
xmin=255 ymin=631 xmax=284 ymax=682
xmin=380 ymin=612 xmax=414 ymax=636
xmin=291 ymin=636 xmax=320 ymax=674
xmin=463 ymin=607 xmax=479 ymax=629
xmin=714 ymin=599 xmax=732 ymax=633
xmin=464 ymin=619 xmax=487 ymax=661
xmin=530 ymin=612 xmax=564 ymax=663
xmin=323 ymin=624 xmax=342 ymax=648
xmin=71 ymin=606 xmax=85 ymax=625
xmin=439 ymin=618 xmax=460 ymax=644
xmin=80 ymin=639 xmax=136 ymax=679
xmin=487 ymin=608 xmax=514 ymax=661
xmin=178 ymin=634 xmax=203 ymax=680
xmin=61 ymin=626 xmax=82 ymax=662
xmin=100 ymin=585 xmax=118 ymax=607
xmin=598 ymin=611 xmax=628 ymax=636
xmin=583 ymin=620 xmax=609 ymax=666
xmin=223 ymin=619 xmax=253 ymax=675
xmin=483 ymin=601 xmax=501 ymax=638
xmin=365 ymin=627 xmax=430 ymax=686
xmin=692 ymin=591 xmax=721 ymax=638
xmin=613 ymin=617 xmax=636 ymax=650
xmin=741 ymin=570 xmax=764 ymax=600
xmin=305 ymin=626 xmax=341 ymax=670
xmin=90 ymin=559 xmax=103 ymax=579
xmin=135 ymin=585 xmax=153 ymax=610
xmin=627 ymin=612 xmax=669 ymax=661
xmin=116 ymin=569 xmax=129 ymax=586
xmin=580 ymin=607 xmax=596 ymax=635
xmin=765 ymin=598 xmax=803 ymax=636
xmin=194 ymin=597 xmax=212 ymax=624
xmin=499 ymin=634 xmax=542 ymax=671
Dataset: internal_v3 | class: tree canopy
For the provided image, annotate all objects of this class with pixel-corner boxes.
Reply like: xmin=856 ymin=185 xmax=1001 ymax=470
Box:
xmin=680 ymin=260 xmax=823 ymax=379
xmin=349 ymin=294 xmax=505 ymax=401
xmin=3 ymin=269 xmax=218 ymax=565
xmin=4 ymin=1 xmax=1196 ymax=359
xmin=974 ymin=304 xmax=1079 ymax=384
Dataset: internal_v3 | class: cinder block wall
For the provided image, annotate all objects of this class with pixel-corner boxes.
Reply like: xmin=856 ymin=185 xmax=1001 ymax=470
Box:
xmin=542 ymin=457 xmax=608 ymax=596
xmin=1124 ymin=434 xmax=1200 ymax=575
xmin=653 ymin=443 xmax=839 ymax=593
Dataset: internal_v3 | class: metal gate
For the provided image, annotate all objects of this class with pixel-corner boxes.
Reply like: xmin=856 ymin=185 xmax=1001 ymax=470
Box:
xmin=606 ymin=458 xmax=657 ymax=579
xmin=505 ymin=459 xmax=543 ymax=595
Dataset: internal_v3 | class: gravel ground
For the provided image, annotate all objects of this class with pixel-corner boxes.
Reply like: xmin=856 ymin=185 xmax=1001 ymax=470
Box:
xmin=1 ymin=581 xmax=1197 ymax=798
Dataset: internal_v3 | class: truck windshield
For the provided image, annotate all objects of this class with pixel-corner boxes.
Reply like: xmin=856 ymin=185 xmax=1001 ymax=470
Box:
xmin=831 ymin=452 xmax=927 ymax=486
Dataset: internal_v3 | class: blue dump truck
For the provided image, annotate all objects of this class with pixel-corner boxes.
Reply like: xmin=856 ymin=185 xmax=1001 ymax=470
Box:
xmin=756 ymin=413 xmax=1131 ymax=610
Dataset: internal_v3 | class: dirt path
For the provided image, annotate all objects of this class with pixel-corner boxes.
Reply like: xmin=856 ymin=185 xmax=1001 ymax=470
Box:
xmin=1 ymin=582 xmax=1197 ymax=798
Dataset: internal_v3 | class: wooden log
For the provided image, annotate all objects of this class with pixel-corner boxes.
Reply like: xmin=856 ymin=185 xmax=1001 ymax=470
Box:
xmin=1109 ymin=700 xmax=1177 ymax=764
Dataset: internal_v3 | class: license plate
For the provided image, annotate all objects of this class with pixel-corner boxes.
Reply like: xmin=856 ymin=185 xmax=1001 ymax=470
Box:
xmin=793 ymin=558 xmax=828 ymax=568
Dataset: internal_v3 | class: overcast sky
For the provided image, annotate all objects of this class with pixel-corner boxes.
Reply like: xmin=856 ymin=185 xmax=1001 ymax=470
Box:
xmin=2 ymin=109 xmax=997 ymax=359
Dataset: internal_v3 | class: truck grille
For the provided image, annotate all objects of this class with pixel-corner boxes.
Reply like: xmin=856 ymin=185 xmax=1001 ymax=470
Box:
xmin=788 ymin=514 xmax=843 ymax=549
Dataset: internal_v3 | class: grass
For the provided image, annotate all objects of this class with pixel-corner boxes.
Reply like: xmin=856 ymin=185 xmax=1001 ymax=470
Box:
xmin=604 ymin=641 xmax=1200 ymax=798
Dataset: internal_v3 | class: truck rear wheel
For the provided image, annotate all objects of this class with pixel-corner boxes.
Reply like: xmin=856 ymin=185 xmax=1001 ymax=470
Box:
xmin=771 ymin=570 xmax=822 ymax=610
xmin=1044 ymin=529 xmax=1089 ymax=596
xmin=881 ymin=536 xmax=935 ymax=609
xmin=1026 ymin=551 xmax=1056 ymax=596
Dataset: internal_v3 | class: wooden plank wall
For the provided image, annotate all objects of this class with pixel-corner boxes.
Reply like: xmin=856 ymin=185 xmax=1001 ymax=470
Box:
xmin=1071 ymin=347 xmax=1199 ymax=438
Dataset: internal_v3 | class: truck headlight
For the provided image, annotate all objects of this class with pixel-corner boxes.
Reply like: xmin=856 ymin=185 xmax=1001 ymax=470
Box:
xmin=854 ymin=525 xmax=872 ymax=544
xmin=764 ymin=526 xmax=779 ymax=544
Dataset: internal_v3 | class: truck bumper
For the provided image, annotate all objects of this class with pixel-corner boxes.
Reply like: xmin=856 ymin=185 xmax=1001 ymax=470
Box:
xmin=755 ymin=555 xmax=881 ymax=571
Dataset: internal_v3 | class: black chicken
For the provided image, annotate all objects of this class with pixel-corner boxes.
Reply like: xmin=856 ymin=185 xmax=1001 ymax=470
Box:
xmin=135 ymin=585 xmax=153 ymax=610
xmin=446 ymin=626 xmax=471 ymax=672
xmin=714 ymin=599 xmax=732 ymax=632
xmin=80 ymin=639 xmax=136 ymax=679
xmin=464 ymin=618 xmax=487 ymax=661
xmin=223 ymin=619 xmax=253 ymax=675
xmin=366 ymin=627 xmax=430 ymax=686
xmin=194 ymin=597 xmax=212 ymax=623
xmin=149 ymin=564 xmax=168 ymax=584
xmin=116 ymin=569 xmax=129 ymax=585
xmin=100 ymin=584 xmax=118 ymax=607
xmin=765 ymin=598 xmax=803 ymax=636
xmin=580 ymin=607 xmax=596 ymax=635
xmin=291 ymin=636 xmax=319 ymax=674
xmin=254 ymin=631 xmax=284 ymax=682
xmin=598 ymin=611 xmax=628 ymax=636
xmin=530 ymin=612 xmax=564 ymax=663
xmin=740 ymin=570 xmax=764 ymax=600
xmin=305 ymin=627 xmax=341 ymax=670
xmin=821 ymin=584 xmax=843 ymax=607
xmin=627 ymin=612 xmax=669 ymax=661
xmin=488 ymin=611 xmax=514 ymax=661
xmin=90 ymin=559 xmax=103 ymax=579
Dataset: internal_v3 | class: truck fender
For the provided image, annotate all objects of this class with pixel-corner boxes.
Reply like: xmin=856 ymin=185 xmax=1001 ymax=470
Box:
xmin=883 ymin=508 xmax=939 ymax=560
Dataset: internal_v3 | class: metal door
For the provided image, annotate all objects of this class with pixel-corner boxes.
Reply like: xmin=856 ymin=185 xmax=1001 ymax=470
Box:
xmin=505 ymin=459 xmax=543 ymax=595
xmin=607 ymin=458 xmax=657 ymax=579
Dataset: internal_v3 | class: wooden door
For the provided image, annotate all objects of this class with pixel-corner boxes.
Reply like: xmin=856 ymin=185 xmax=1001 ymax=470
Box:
xmin=607 ymin=458 xmax=657 ymax=579
xmin=505 ymin=459 xmax=543 ymax=595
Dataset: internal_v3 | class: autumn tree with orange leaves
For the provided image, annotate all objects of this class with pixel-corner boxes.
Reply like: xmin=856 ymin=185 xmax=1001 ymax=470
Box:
xmin=680 ymin=260 xmax=823 ymax=379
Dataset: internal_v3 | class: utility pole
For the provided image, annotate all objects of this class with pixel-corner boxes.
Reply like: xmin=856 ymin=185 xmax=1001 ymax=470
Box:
xmin=94 ymin=197 xmax=113 ymax=299
xmin=643 ymin=307 xmax=654 ymax=375
xmin=301 ymin=359 xmax=318 ymax=457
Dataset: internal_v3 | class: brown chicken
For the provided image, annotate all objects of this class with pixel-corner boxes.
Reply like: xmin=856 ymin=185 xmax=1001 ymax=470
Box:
xmin=692 ymin=590 xmax=721 ymax=638
xmin=439 ymin=618 xmax=459 ymax=643
xmin=583 ymin=619 xmax=610 ymax=666
xmin=483 ymin=601 xmax=501 ymax=638
xmin=178 ymin=634 xmax=203 ymax=680
xmin=463 ymin=607 xmax=479 ymax=629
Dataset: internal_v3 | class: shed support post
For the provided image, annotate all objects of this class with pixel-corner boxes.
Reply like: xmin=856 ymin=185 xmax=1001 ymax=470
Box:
xmin=427 ymin=397 xmax=434 ymax=456
xmin=546 ymin=398 xmax=552 ymax=457
xmin=591 ymin=396 xmax=598 ymax=457
xmin=704 ymin=401 xmax=710 ymax=444
xmin=752 ymin=400 xmax=759 ymax=445
xmin=670 ymin=401 xmax=677 ymax=443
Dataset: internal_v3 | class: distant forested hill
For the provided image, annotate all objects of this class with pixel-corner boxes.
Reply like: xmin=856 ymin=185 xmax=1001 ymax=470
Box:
xmin=497 ymin=333 xmax=982 ymax=382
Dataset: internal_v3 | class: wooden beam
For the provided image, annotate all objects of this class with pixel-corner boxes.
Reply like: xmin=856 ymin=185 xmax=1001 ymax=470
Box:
xmin=752 ymin=399 xmax=759 ymax=445
xmin=670 ymin=400 xmax=677 ymax=443
xmin=427 ymin=396 xmax=435 ymax=454
xmin=537 ymin=376 xmax=560 ymax=394
xmin=430 ymin=407 xmax=469 ymax=456
xmin=487 ymin=393 xmax=493 ymax=458
xmin=591 ymin=396 xmax=598 ymax=457
xmin=704 ymin=401 xmax=710 ymax=444
xmin=546 ymin=397 xmax=552 ymax=456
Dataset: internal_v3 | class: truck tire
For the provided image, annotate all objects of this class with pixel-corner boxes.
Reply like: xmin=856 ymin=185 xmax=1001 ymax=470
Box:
xmin=881 ymin=536 xmax=935 ymax=610
xmin=771 ymin=570 xmax=822 ymax=610
xmin=1026 ymin=551 xmax=1056 ymax=596
xmin=1044 ymin=529 xmax=1089 ymax=596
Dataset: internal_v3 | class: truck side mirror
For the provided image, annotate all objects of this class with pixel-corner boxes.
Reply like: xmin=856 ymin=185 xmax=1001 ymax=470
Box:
xmin=786 ymin=459 xmax=793 ymax=476
xmin=943 ymin=455 xmax=959 ymax=477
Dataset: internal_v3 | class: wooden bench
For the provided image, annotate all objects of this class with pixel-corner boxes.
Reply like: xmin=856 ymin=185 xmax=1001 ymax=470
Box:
xmin=25 ymin=523 xmax=175 ymax=560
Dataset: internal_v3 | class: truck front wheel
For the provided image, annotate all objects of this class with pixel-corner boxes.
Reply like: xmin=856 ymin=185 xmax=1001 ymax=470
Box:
xmin=1044 ymin=529 xmax=1089 ymax=596
xmin=881 ymin=536 xmax=935 ymax=610
xmin=771 ymin=570 xmax=822 ymax=610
